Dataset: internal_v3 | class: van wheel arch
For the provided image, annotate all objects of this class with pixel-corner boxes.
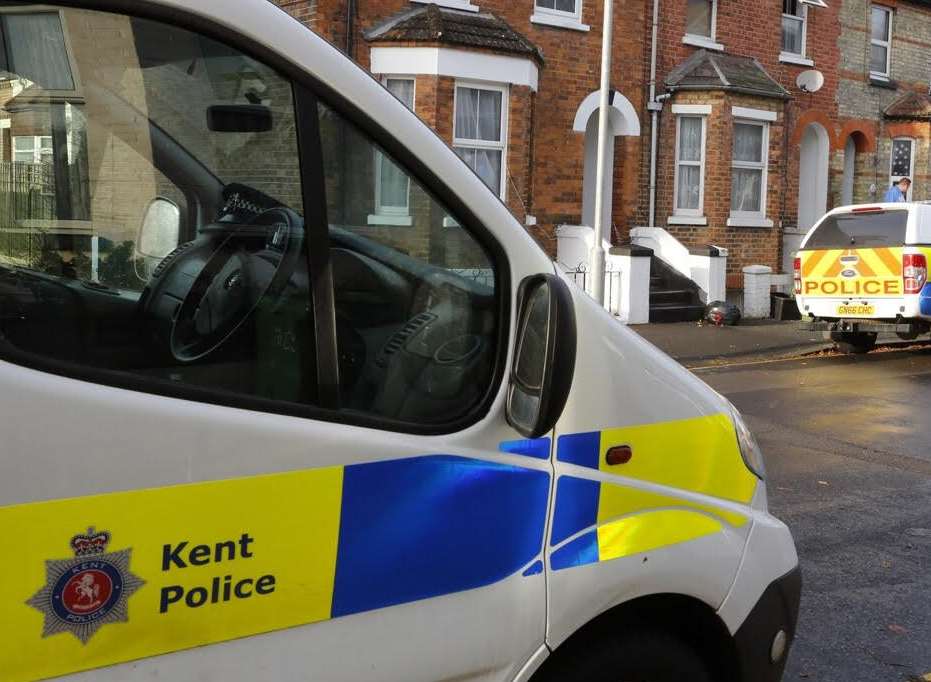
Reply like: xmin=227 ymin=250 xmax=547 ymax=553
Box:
xmin=531 ymin=593 xmax=740 ymax=682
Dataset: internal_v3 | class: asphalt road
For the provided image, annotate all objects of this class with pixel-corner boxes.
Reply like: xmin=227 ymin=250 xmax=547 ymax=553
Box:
xmin=698 ymin=348 xmax=931 ymax=682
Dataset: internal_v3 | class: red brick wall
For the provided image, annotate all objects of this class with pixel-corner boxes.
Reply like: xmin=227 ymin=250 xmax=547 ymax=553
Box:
xmin=271 ymin=0 xmax=649 ymax=257
xmin=648 ymin=0 xmax=841 ymax=277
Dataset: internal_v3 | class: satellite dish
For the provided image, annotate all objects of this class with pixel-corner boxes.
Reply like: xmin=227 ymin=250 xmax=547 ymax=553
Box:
xmin=796 ymin=70 xmax=824 ymax=93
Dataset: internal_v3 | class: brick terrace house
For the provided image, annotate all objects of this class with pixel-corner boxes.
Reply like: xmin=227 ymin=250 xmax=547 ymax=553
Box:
xmin=650 ymin=0 xmax=842 ymax=286
xmin=274 ymin=0 xmax=648 ymax=260
xmin=834 ymin=0 xmax=931 ymax=214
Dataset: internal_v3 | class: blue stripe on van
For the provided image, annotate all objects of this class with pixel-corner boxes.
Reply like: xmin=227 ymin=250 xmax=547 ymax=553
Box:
xmin=556 ymin=431 xmax=600 ymax=469
xmin=331 ymin=455 xmax=550 ymax=617
xmin=499 ymin=437 xmax=551 ymax=459
xmin=550 ymin=475 xmax=599 ymax=546
xmin=919 ymin=283 xmax=931 ymax=315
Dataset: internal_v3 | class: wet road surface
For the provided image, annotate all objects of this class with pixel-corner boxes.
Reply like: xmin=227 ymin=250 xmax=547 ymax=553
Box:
xmin=698 ymin=347 xmax=931 ymax=682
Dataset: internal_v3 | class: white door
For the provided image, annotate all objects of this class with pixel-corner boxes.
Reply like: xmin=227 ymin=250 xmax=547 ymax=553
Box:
xmin=0 ymin=5 xmax=552 ymax=681
xmin=797 ymin=123 xmax=829 ymax=232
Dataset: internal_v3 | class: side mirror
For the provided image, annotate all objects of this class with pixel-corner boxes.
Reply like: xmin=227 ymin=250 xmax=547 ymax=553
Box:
xmin=506 ymin=273 xmax=577 ymax=438
xmin=137 ymin=197 xmax=180 ymax=260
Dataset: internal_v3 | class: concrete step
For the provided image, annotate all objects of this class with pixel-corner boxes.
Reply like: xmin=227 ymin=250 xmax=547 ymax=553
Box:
xmin=649 ymin=288 xmax=697 ymax=305
xmin=648 ymin=302 xmax=706 ymax=323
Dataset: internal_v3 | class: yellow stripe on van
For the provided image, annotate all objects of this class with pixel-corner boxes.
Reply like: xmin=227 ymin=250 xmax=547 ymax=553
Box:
xmin=0 ymin=467 xmax=344 ymax=682
xmin=596 ymin=510 xmax=724 ymax=563
xmin=598 ymin=413 xmax=758 ymax=505
xmin=597 ymin=482 xmax=749 ymax=528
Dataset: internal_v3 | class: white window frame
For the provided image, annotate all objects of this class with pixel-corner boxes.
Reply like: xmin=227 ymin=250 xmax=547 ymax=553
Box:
xmin=12 ymin=135 xmax=52 ymax=163
xmin=671 ymin=106 xmax=709 ymax=222
xmin=888 ymin=137 xmax=915 ymax=200
xmin=682 ymin=0 xmax=723 ymax=51
xmin=870 ymin=5 xmax=892 ymax=81
xmin=369 ymin=76 xmax=416 ymax=226
xmin=728 ymin=112 xmax=772 ymax=227
xmin=780 ymin=0 xmax=810 ymax=63
xmin=452 ymin=81 xmax=509 ymax=199
xmin=531 ymin=0 xmax=589 ymax=32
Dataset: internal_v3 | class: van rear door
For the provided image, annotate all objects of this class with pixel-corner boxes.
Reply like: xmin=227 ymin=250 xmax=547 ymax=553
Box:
xmin=798 ymin=208 xmax=907 ymax=317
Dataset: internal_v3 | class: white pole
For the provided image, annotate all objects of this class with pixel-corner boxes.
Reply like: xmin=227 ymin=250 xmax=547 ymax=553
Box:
xmin=647 ymin=0 xmax=660 ymax=228
xmin=591 ymin=0 xmax=613 ymax=306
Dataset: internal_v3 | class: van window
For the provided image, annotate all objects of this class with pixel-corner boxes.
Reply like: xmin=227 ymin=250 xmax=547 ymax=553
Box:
xmin=317 ymin=102 xmax=499 ymax=425
xmin=805 ymin=210 xmax=908 ymax=249
xmin=0 ymin=8 xmax=316 ymax=406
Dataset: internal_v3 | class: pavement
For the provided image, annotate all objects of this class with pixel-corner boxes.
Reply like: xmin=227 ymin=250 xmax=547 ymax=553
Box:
xmin=701 ymin=348 xmax=931 ymax=681
xmin=631 ymin=318 xmax=915 ymax=367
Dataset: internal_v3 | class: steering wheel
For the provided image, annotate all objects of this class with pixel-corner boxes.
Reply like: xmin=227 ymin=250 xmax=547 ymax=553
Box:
xmin=142 ymin=207 xmax=304 ymax=363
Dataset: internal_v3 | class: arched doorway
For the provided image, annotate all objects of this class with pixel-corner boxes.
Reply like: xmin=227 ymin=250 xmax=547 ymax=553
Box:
xmin=797 ymin=123 xmax=830 ymax=232
xmin=786 ymin=122 xmax=830 ymax=272
xmin=573 ymin=90 xmax=640 ymax=230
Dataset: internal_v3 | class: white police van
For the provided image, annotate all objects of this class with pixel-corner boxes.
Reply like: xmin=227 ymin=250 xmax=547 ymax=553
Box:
xmin=0 ymin=1 xmax=799 ymax=680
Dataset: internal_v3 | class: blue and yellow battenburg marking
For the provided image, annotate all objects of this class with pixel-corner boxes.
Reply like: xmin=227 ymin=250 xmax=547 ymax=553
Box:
xmin=550 ymin=413 xmax=756 ymax=571
xmin=0 ymin=455 xmax=549 ymax=682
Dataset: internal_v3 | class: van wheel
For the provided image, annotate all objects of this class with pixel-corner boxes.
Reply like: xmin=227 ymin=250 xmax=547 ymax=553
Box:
xmin=831 ymin=331 xmax=877 ymax=354
xmin=535 ymin=630 xmax=712 ymax=682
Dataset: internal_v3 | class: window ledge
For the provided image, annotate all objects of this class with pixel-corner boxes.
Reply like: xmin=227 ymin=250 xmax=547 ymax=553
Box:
xmin=668 ymin=215 xmax=708 ymax=226
xmin=779 ymin=52 xmax=814 ymax=67
xmin=411 ymin=0 xmax=480 ymax=12
xmin=529 ymin=12 xmax=590 ymax=31
xmin=869 ymin=75 xmax=896 ymax=89
xmin=682 ymin=34 xmax=724 ymax=51
xmin=367 ymin=213 xmax=413 ymax=226
xmin=726 ymin=215 xmax=774 ymax=228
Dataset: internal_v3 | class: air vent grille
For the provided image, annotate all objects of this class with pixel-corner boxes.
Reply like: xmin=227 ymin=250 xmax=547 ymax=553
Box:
xmin=376 ymin=312 xmax=436 ymax=367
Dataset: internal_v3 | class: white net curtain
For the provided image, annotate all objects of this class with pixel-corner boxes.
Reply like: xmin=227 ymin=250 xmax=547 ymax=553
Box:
xmin=731 ymin=122 xmax=764 ymax=213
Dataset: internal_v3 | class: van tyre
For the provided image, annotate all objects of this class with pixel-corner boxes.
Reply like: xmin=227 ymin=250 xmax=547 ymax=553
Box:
xmin=535 ymin=630 xmax=712 ymax=682
xmin=831 ymin=331 xmax=877 ymax=354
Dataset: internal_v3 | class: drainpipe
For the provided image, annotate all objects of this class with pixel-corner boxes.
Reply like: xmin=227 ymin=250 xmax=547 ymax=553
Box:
xmin=647 ymin=0 xmax=662 ymax=228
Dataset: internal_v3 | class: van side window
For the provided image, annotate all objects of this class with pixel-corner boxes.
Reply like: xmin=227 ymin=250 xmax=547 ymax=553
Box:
xmin=0 ymin=8 xmax=316 ymax=407
xmin=317 ymin=102 xmax=499 ymax=426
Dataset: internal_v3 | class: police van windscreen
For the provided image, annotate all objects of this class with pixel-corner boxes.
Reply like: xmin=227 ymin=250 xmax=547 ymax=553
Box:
xmin=805 ymin=210 xmax=908 ymax=249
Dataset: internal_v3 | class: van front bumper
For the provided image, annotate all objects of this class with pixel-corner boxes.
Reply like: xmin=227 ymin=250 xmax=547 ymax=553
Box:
xmin=733 ymin=565 xmax=802 ymax=682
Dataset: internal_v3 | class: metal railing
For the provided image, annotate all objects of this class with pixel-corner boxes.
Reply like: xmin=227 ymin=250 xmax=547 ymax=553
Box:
xmin=563 ymin=264 xmax=623 ymax=316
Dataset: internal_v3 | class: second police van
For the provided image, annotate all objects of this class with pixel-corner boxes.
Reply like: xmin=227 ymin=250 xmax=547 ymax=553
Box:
xmin=0 ymin=0 xmax=800 ymax=680
xmin=795 ymin=202 xmax=931 ymax=353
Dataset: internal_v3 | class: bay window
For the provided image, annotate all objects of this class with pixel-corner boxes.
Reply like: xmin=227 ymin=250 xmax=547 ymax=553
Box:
xmin=453 ymin=83 xmax=508 ymax=197
xmin=671 ymin=108 xmax=708 ymax=223
xmin=729 ymin=112 xmax=772 ymax=227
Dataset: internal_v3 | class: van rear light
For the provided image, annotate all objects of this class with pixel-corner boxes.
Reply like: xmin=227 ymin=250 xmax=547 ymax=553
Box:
xmin=793 ymin=257 xmax=801 ymax=295
xmin=852 ymin=206 xmax=884 ymax=213
xmin=903 ymin=253 xmax=927 ymax=294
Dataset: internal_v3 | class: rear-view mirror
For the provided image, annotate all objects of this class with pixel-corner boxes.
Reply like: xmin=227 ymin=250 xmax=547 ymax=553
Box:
xmin=506 ymin=274 xmax=576 ymax=438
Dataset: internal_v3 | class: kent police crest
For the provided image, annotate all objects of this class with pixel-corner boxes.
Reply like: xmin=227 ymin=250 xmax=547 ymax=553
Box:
xmin=27 ymin=528 xmax=144 ymax=644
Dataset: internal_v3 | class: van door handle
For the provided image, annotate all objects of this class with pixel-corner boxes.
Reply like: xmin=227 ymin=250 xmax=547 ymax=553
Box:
xmin=606 ymin=445 xmax=633 ymax=465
